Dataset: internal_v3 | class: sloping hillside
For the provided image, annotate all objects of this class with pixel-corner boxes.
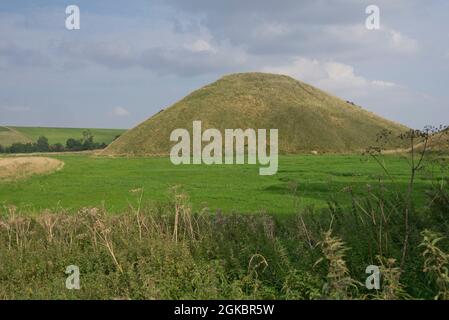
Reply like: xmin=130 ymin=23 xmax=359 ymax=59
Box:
xmin=0 ymin=126 xmax=126 ymax=146
xmin=104 ymin=72 xmax=409 ymax=155
xmin=0 ymin=127 xmax=32 ymax=146
xmin=416 ymin=128 xmax=449 ymax=152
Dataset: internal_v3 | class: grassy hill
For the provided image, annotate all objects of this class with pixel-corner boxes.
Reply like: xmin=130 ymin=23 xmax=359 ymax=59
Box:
xmin=104 ymin=72 xmax=410 ymax=155
xmin=0 ymin=127 xmax=32 ymax=146
xmin=0 ymin=126 xmax=126 ymax=146
xmin=416 ymin=128 xmax=449 ymax=152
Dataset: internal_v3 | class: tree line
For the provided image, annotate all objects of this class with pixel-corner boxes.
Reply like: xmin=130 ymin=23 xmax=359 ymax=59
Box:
xmin=0 ymin=130 xmax=119 ymax=153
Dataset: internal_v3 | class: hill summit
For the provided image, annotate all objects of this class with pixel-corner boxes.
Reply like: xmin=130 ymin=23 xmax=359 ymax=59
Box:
xmin=103 ymin=72 xmax=409 ymax=155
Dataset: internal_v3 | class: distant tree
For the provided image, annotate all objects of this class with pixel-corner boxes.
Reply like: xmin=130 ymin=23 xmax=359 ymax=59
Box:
xmin=51 ymin=143 xmax=65 ymax=152
xmin=9 ymin=143 xmax=21 ymax=153
xmin=82 ymin=130 xmax=95 ymax=150
xmin=36 ymin=136 xmax=50 ymax=152
xmin=66 ymin=138 xmax=83 ymax=151
xmin=9 ymin=142 xmax=35 ymax=153
xmin=2 ymin=131 xmax=111 ymax=154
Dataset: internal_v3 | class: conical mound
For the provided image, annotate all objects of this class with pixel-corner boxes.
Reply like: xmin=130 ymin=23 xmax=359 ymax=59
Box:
xmin=103 ymin=72 xmax=409 ymax=155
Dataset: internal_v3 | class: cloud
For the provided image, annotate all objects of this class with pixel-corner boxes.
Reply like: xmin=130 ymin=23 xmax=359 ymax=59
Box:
xmin=0 ymin=39 xmax=50 ymax=68
xmin=263 ymin=57 xmax=399 ymax=97
xmin=184 ymin=39 xmax=217 ymax=53
xmin=388 ymin=30 xmax=418 ymax=53
xmin=263 ymin=56 xmax=436 ymax=128
xmin=139 ymin=42 xmax=248 ymax=76
xmin=0 ymin=1 xmax=446 ymax=129
xmin=111 ymin=106 xmax=130 ymax=117
xmin=161 ymin=0 xmax=420 ymax=62
xmin=59 ymin=36 xmax=249 ymax=76
xmin=0 ymin=105 xmax=31 ymax=112
xmin=0 ymin=3 xmax=419 ymax=76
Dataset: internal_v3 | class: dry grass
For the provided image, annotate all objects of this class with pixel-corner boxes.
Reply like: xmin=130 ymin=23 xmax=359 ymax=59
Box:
xmin=0 ymin=126 xmax=31 ymax=146
xmin=316 ymin=230 xmax=360 ymax=299
xmin=0 ymin=157 xmax=64 ymax=182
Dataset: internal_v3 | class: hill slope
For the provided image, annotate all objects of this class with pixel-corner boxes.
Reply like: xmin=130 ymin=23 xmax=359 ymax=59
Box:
xmin=0 ymin=127 xmax=32 ymax=146
xmin=104 ymin=72 xmax=409 ymax=155
xmin=0 ymin=126 xmax=126 ymax=146
xmin=415 ymin=128 xmax=449 ymax=152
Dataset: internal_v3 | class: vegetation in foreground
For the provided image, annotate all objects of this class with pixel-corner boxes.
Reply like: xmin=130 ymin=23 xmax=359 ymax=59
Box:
xmin=0 ymin=128 xmax=447 ymax=299
xmin=0 ymin=178 xmax=447 ymax=299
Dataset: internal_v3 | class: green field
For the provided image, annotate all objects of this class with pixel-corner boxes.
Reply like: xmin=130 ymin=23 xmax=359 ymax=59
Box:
xmin=0 ymin=154 xmax=439 ymax=214
xmin=1 ymin=153 xmax=448 ymax=300
xmin=0 ymin=127 xmax=32 ymax=146
xmin=0 ymin=126 xmax=126 ymax=146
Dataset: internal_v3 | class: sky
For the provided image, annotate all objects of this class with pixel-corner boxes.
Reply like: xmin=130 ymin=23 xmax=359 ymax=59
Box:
xmin=0 ymin=0 xmax=448 ymax=129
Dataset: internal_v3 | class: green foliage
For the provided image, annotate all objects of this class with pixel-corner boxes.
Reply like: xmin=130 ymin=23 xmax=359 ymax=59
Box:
xmin=0 ymin=180 xmax=447 ymax=300
xmin=420 ymin=230 xmax=449 ymax=299
xmin=65 ymin=138 xmax=83 ymax=151
xmin=51 ymin=143 xmax=65 ymax=152
xmin=0 ymin=126 xmax=125 ymax=147
xmin=36 ymin=136 xmax=49 ymax=152
xmin=0 ymin=131 xmax=109 ymax=153
xmin=0 ymin=202 xmax=324 ymax=299
xmin=0 ymin=139 xmax=448 ymax=299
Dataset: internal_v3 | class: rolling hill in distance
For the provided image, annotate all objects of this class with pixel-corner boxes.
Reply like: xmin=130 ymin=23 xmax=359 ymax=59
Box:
xmin=0 ymin=126 xmax=31 ymax=146
xmin=103 ymin=72 xmax=410 ymax=155
xmin=0 ymin=126 xmax=126 ymax=146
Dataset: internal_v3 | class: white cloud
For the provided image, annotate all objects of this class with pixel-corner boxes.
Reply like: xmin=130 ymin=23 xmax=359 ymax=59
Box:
xmin=0 ymin=1 xmax=444 ymax=129
xmin=111 ymin=106 xmax=130 ymax=117
xmin=263 ymin=57 xmax=399 ymax=97
xmin=263 ymin=56 xmax=435 ymax=128
xmin=388 ymin=30 xmax=418 ymax=54
xmin=185 ymin=39 xmax=217 ymax=53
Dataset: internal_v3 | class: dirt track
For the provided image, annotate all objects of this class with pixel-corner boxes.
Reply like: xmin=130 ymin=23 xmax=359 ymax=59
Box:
xmin=0 ymin=157 xmax=64 ymax=181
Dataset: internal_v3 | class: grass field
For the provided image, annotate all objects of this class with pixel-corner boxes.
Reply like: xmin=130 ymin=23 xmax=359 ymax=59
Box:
xmin=0 ymin=127 xmax=32 ymax=146
xmin=0 ymin=153 xmax=448 ymax=300
xmin=0 ymin=153 xmax=440 ymax=214
xmin=0 ymin=126 xmax=126 ymax=146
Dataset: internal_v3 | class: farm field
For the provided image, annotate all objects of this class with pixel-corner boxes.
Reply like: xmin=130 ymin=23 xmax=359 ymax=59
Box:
xmin=0 ymin=126 xmax=126 ymax=146
xmin=0 ymin=126 xmax=31 ymax=146
xmin=0 ymin=153 xmax=440 ymax=214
